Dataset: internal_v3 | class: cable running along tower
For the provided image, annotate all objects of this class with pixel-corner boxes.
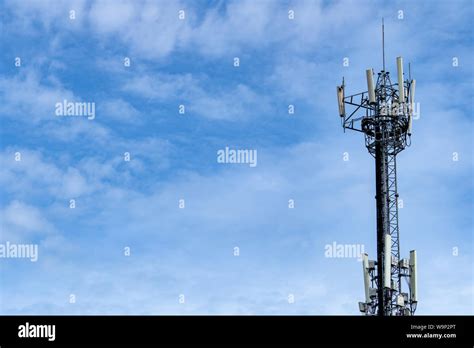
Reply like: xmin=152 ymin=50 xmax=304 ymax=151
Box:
xmin=336 ymin=21 xmax=418 ymax=316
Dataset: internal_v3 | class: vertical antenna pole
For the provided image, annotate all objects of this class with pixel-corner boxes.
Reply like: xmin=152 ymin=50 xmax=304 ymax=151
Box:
xmin=382 ymin=18 xmax=385 ymax=71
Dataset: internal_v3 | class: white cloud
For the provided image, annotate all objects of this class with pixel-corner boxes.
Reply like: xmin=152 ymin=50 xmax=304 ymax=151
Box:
xmin=190 ymin=0 xmax=277 ymax=57
xmin=0 ymin=149 xmax=94 ymax=199
xmin=189 ymin=83 xmax=271 ymax=120
xmin=0 ymin=200 xmax=57 ymax=243
xmin=122 ymin=73 xmax=198 ymax=100
xmin=4 ymin=0 xmax=88 ymax=32
xmin=88 ymin=0 xmax=136 ymax=33
xmin=88 ymin=0 xmax=191 ymax=59
xmin=0 ymin=70 xmax=75 ymax=123
xmin=2 ymin=201 xmax=52 ymax=235
xmin=98 ymin=99 xmax=140 ymax=123
xmin=123 ymin=72 xmax=270 ymax=120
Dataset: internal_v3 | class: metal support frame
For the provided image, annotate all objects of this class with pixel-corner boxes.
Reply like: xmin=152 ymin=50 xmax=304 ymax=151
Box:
xmin=340 ymin=69 xmax=417 ymax=316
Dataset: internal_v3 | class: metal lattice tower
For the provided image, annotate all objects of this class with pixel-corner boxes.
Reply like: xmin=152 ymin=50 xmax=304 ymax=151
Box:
xmin=337 ymin=21 xmax=418 ymax=316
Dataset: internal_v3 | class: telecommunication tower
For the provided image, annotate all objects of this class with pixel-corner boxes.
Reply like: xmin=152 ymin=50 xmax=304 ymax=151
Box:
xmin=336 ymin=20 xmax=418 ymax=316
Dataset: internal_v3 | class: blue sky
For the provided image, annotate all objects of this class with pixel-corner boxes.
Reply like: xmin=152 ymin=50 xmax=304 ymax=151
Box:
xmin=0 ymin=0 xmax=472 ymax=314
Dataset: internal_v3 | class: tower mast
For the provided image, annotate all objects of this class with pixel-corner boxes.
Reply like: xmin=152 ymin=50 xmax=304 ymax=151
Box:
xmin=336 ymin=21 xmax=418 ymax=316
